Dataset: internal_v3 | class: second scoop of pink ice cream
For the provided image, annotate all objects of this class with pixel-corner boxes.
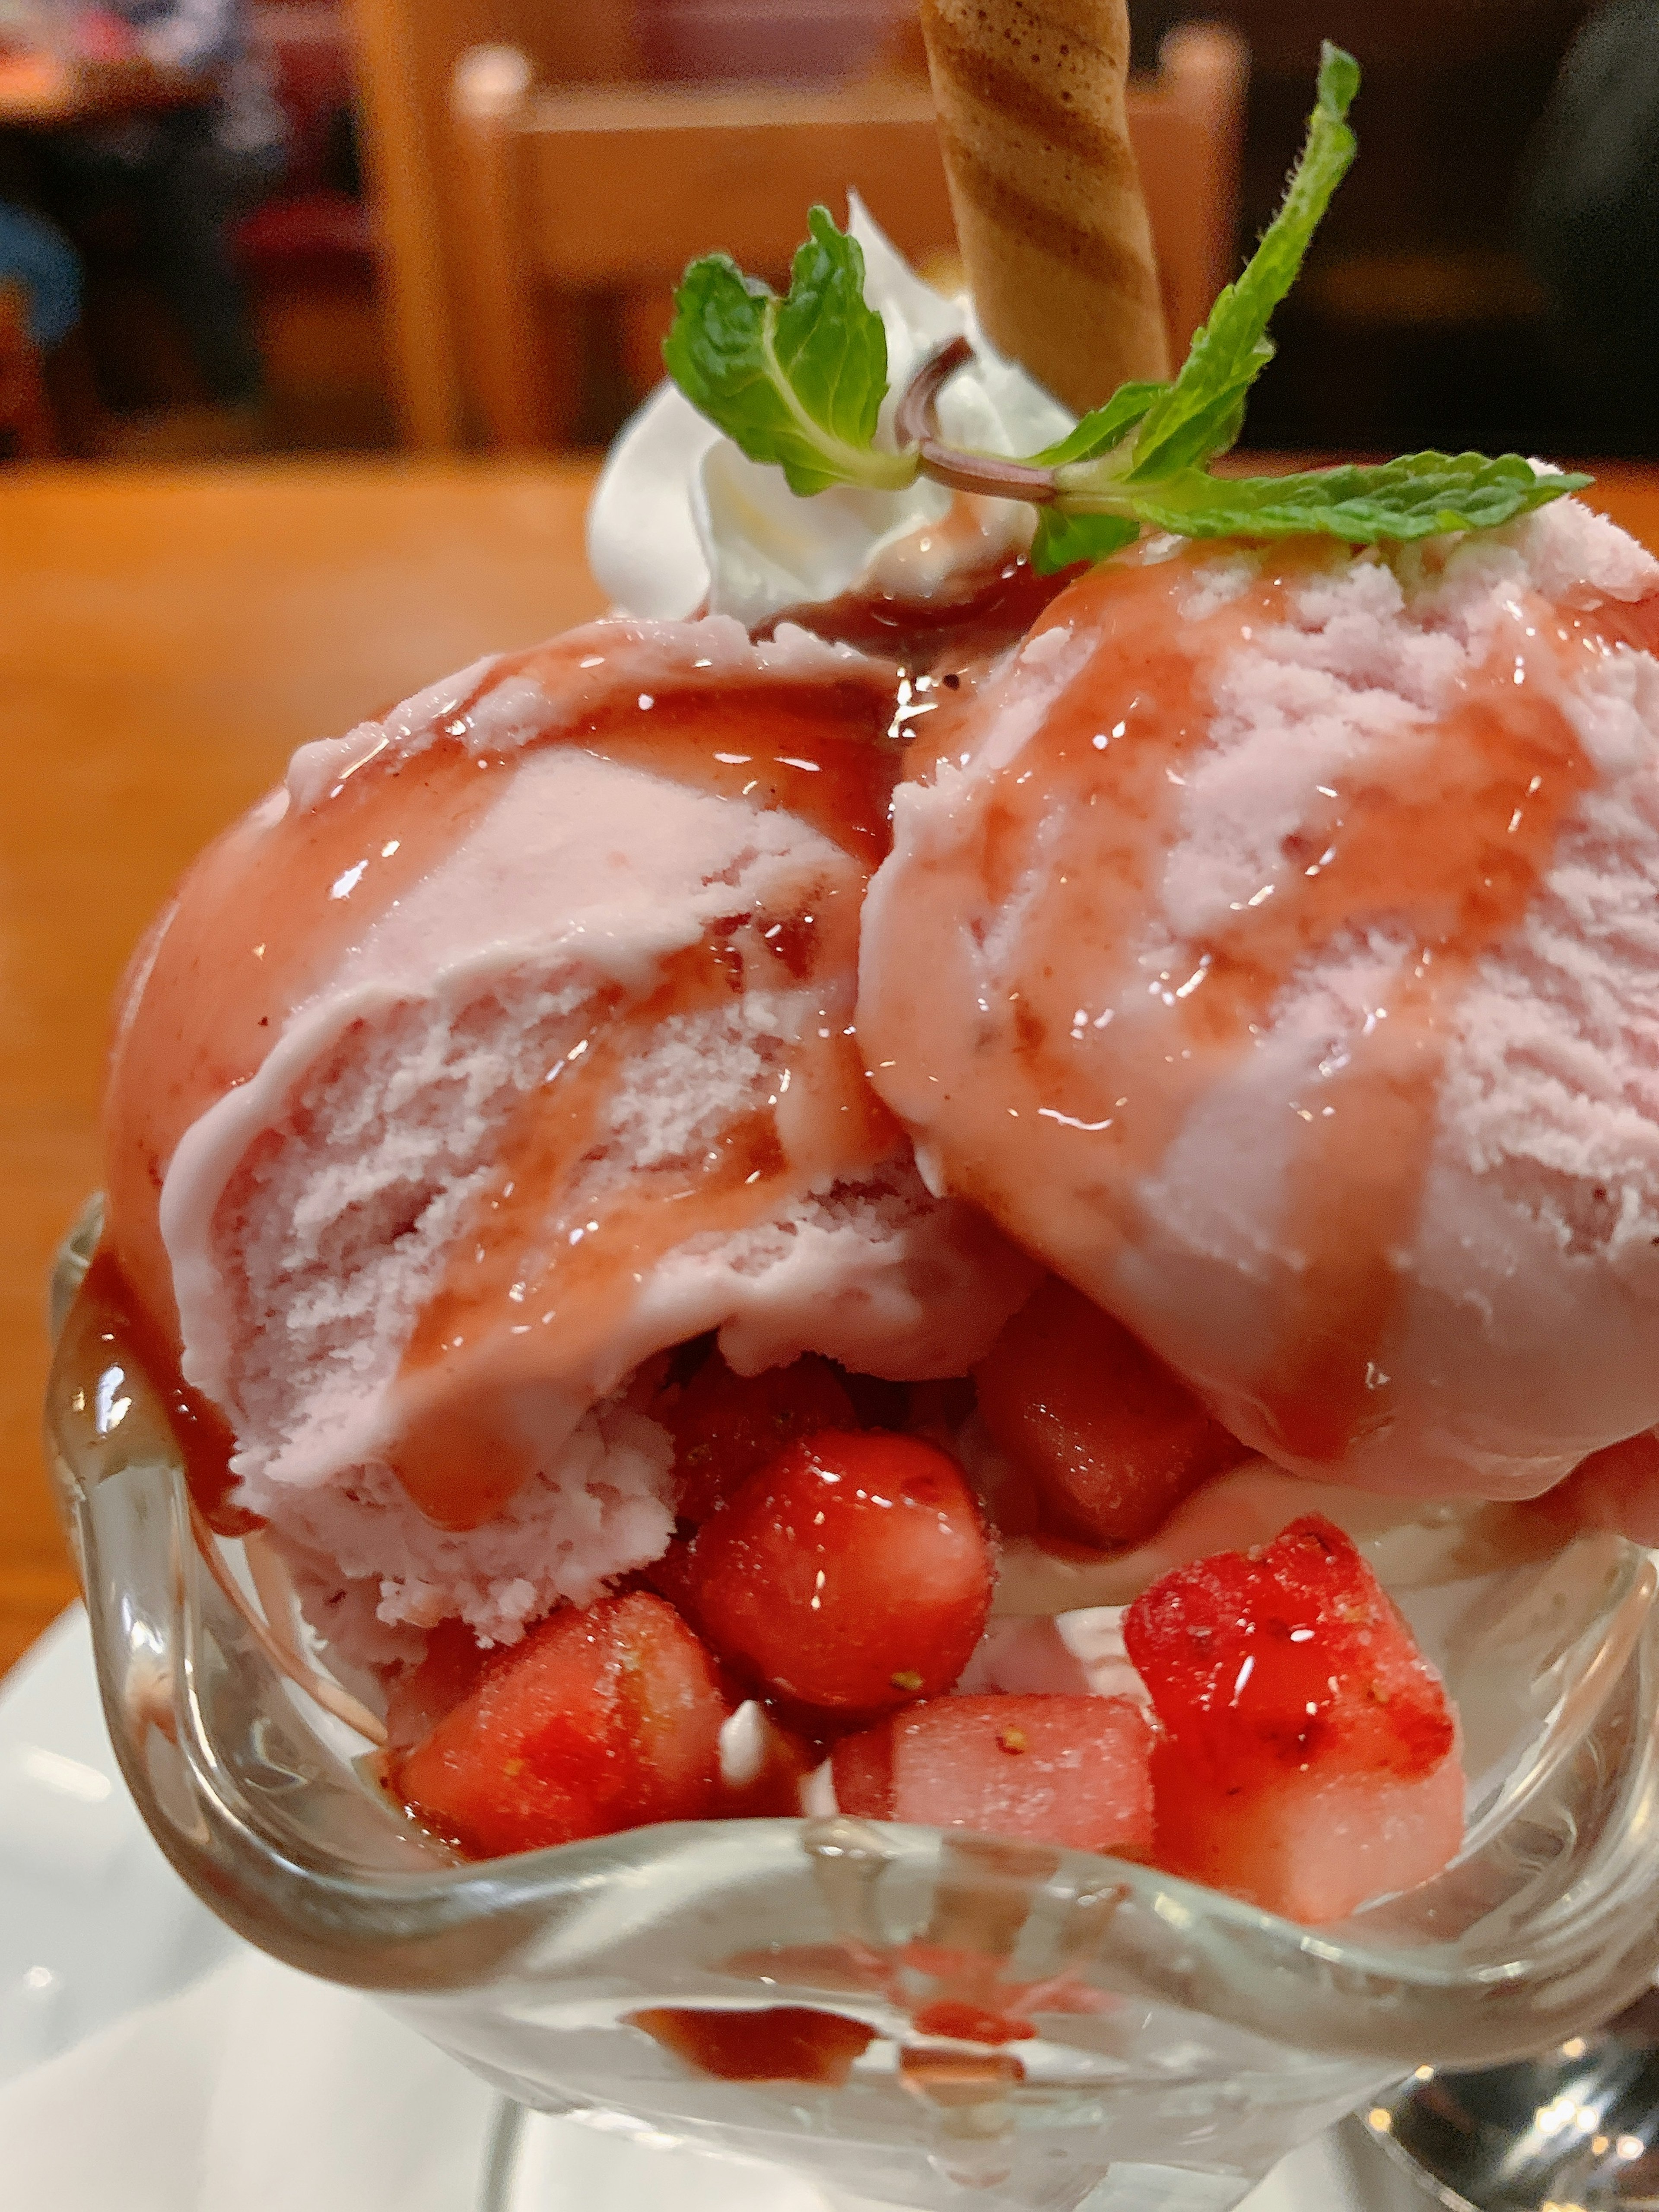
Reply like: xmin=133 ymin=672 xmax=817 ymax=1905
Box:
xmin=857 ymin=499 xmax=1659 ymax=1501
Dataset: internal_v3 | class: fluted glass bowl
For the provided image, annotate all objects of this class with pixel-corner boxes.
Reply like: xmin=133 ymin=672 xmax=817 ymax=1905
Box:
xmin=43 ymin=1200 xmax=1659 ymax=2212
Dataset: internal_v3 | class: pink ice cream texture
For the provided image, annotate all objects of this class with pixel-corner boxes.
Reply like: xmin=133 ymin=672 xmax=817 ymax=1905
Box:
xmin=102 ymin=617 xmax=1033 ymax=1651
xmin=857 ymin=498 xmax=1659 ymax=1502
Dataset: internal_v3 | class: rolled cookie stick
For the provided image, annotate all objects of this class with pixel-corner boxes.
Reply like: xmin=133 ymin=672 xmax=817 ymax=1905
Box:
xmin=920 ymin=0 xmax=1170 ymax=412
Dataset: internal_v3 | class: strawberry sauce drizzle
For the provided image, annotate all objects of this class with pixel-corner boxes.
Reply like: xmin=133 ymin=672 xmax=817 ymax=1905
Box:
xmin=384 ymin=677 xmax=906 ymax=1530
xmin=766 ymin=551 xmax=1075 ymax=672
xmin=867 ymin=545 xmax=1656 ymax=1465
xmin=391 ymin=922 xmax=901 ymax=1531
xmin=102 ymin=731 xmax=505 ymax=1366
xmin=99 ymin=637 xmax=907 ymax=1533
xmin=73 ymin=1244 xmax=259 ymax=1536
xmin=574 ymin=683 xmax=900 ymax=868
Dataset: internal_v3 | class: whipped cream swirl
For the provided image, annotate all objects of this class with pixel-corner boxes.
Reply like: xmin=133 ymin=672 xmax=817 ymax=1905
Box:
xmin=587 ymin=201 xmax=1073 ymax=629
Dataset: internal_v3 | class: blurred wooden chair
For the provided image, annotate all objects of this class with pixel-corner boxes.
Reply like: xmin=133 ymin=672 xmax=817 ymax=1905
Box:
xmin=1132 ymin=24 xmax=1251 ymax=361
xmin=0 ymin=283 xmax=55 ymax=460
xmin=447 ymin=21 xmax=1247 ymax=451
xmin=345 ymin=0 xmax=649 ymax=449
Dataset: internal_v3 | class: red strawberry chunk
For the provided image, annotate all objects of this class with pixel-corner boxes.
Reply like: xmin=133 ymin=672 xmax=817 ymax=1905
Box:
xmin=662 ymin=1350 xmax=857 ymax=1522
xmin=828 ymin=1717 xmax=898 ymax=1818
xmin=391 ymin=1591 xmax=731 ymax=1858
xmin=384 ymin=1615 xmax=492 ymax=1753
xmin=1125 ymin=1515 xmax=1463 ymax=1923
xmin=832 ymin=1694 xmax=1154 ymax=1856
xmin=1123 ymin=1513 xmax=1456 ymax=1791
xmin=687 ymin=1430 xmax=993 ymax=1712
xmin=973 ymin=1277 xmax=1246 ymax=1550
xmin=1148 ymin=1739 xmax=1466 ymax=1926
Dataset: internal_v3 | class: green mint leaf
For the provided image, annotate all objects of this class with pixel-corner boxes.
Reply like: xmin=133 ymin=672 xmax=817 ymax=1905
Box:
xmin=1135 ymin=375 xmax=1260 ymax=477
xmin=1122 ymin=454 xmax=1592 ymax=543
xmin=1034 ymin=380 xmax=1167 ymax=470
xmin=771 ymin=208 xmax=892 ymax=460
xmin=663 ymin=207 xmax=916 ymax=496
xmin=1125 ymin=42 xmax=1359 ymax=483
xmin=1030 ymin=509 xmax=1140 ymax=575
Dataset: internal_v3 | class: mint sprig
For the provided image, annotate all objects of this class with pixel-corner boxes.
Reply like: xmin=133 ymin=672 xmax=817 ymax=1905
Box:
xmin=1030 ymin=511 xmax=1141 ymax=572
xmin=661 ymin=205 xmax=916 ymax=496
xmin=1031 ymin=381 xmax=1167 ymax=470
xmin=663 ymin=45 xmax=1591 ymax=565
xmin=1126 ymin=453 xmax=1583 ymax=543
xmin=1121 ymin=43 xmax=1359 ymax=485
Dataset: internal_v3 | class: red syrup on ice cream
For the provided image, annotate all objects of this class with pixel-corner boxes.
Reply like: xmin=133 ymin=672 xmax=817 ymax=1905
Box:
xmin=386 ymin=680 xmax=911 ymax=1532
xmin=764 ymin=547 xmax=1076 ymax=674
xmin=96 ymin=638 xmax=911 ymax=1536
xmin=388 ymin=927 xmax=902 ymax=1531
xmin=100 ymin=720 xmax=509 ymax=1410
xmin=79 ymin=552 xmax=1583 ymax=1913
xmin=863 ymin=543 xmax=1659 ymax=1467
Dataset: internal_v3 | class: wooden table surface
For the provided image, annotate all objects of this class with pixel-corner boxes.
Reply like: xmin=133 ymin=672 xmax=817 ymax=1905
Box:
xmin=0 ymin=457 xmax=608 ymax=1678
xmin=4 ymin=455 xmax=1659 ymax=1682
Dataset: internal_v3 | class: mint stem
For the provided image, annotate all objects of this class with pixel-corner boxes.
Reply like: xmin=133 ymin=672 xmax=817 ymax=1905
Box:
xmin=894 ymin=338 xmax=1061 ymax=505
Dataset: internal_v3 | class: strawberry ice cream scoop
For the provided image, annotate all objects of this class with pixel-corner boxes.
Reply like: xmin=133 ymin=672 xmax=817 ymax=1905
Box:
xmin=102 ymin=617 xmax=1035 ymax=1650
xmin=857 ymin=499 xmax=1659 ymax=1501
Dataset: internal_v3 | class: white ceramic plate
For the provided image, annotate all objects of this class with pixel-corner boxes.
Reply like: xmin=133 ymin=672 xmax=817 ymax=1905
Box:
xmin=0 ymin=1607 xmax=235 ymax=2083
xmin=0 ymin=1611 xmax=1415 ymax=2209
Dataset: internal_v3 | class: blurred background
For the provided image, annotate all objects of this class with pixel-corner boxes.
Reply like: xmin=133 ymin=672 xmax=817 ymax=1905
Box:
xmin=0 ymin=0 xmax=1653 ymax=471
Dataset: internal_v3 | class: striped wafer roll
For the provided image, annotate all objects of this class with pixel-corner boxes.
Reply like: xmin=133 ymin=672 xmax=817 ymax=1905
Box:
xmin=921 ymin=0 xmax=1170 ymax=412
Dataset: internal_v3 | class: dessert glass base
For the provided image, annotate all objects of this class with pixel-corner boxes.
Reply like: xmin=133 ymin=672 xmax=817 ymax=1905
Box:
xmin=45 ymin=1200 xmax=1659 ymax=2212
xmin=1368 ymin=1988 xmax=1659 ymax=2211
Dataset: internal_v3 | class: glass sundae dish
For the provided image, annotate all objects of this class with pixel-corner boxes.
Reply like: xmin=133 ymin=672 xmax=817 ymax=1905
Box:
xmin=46 ymin=24 xmax=1659 ymax=2212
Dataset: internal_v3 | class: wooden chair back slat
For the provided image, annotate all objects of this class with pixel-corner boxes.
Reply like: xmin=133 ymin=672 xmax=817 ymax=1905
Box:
xmin=520 ymin=82 xmax=948 ymax=285
xmin=446 ymin=22 xmax=1248 ymax=451
xmin=346 ymin=0 xmax=649 ymax=449
xmin=1131 ymin=24 xmax=1249 ymax=359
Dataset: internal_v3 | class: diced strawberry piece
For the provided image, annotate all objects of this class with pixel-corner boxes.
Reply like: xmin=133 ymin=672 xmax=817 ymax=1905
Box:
xmin=687 ymin=1430 xmax=993 ymax=1712
xmin=829 ymin=1717 xmax=895 ymax=1818
xmin=391 ymin=1592 xmax=732 ymax=1858
xmin=661 ymin=1350 xmax=858 ymax=1521
xmin=383 ymin=1616 xmax=492 ymax=1752
xmin=1148 ymin=1739 xmax=1466 ymax=1925
xmin=1125 ymin=1515 xmax=1464 ymax=1923
xmin=832 ymin=1694 xmax=1154 ymax=1856
xmin=1123 ymin=1514 xmax=1456 ymax=1790
xmin=973 ymin=1277 xmax=1246 ymax=1550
